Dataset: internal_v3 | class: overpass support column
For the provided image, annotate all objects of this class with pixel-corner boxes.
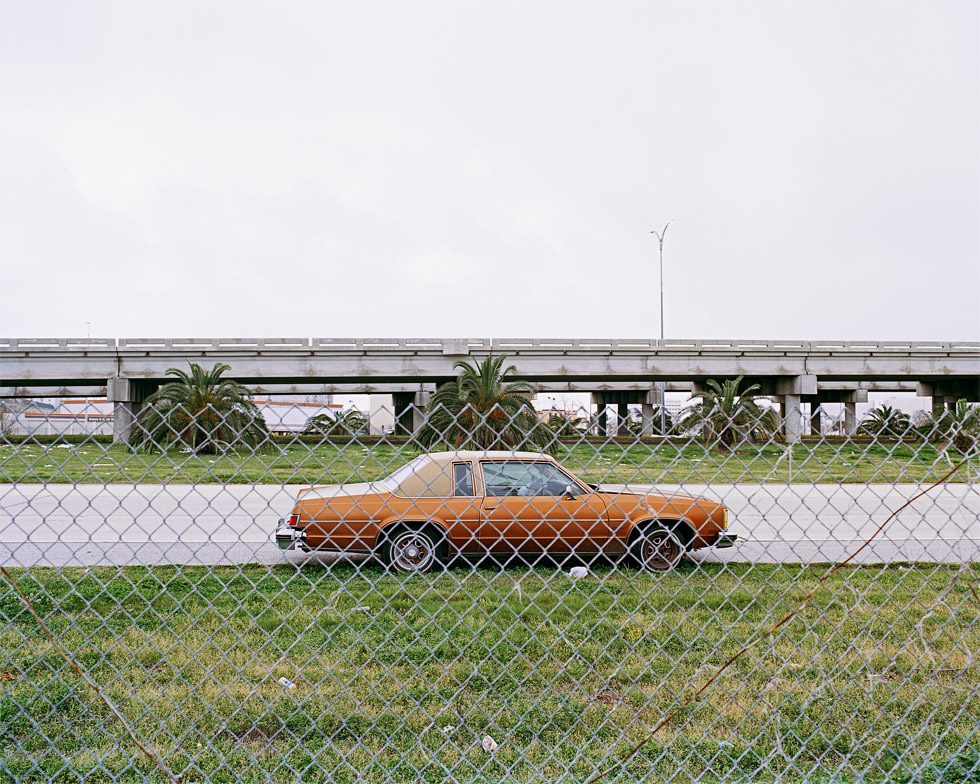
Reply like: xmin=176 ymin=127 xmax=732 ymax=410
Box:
xmin=811 ymin=389 xmax=866 ymax=436
xmin=808 ymin=402 xmax=821 ymax=436
xmin=393 ymin=393 xmax=413 ymax=436
xmin=919 ymin=381 xmax=980 ymax=417
xmin=412 ymin=388 xmax=431 ymax=433
xmin=773 ymin=376 xmax=815 ymax=444
xmin=591 ymin=394 xmax=609 ymax=437
xmin=641 ymin=386 xmax=664 ymax=436
xmin=616 ymin=402 xmax=629 ymax=436
xmin=393 ymin=388 xmax=433 ymax=436
xmin=640 ymin=403 xmax=654 ymax=435
xmin=781 ymin=395 xmax=802 ymax=443
xmin=108 ymin=378 xmax=139 ymax=444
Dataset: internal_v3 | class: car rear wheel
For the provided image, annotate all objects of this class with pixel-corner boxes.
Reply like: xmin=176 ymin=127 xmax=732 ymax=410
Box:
xmin=384 ymin=526 xmax=441 ymax=573
xmin=632 ymin=525 xmax=683 ymax=572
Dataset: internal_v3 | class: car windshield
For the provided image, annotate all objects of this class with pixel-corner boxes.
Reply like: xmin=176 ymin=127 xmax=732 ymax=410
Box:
xmin=376 ymin=455 xmax=432 ymax=492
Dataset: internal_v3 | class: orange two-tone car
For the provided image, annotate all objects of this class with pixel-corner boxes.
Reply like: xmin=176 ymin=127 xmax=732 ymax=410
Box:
xmin=275 ymin=451 xmax=735 ymax=572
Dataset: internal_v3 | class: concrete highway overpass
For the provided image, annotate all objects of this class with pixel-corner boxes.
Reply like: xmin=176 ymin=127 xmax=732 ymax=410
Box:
xmin=1 ymin=337 xmax=977 ymax=441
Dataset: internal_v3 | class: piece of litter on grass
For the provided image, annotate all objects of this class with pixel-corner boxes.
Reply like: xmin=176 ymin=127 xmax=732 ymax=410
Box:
xmin=568 ymin=566 xmax=588 ymax=579
xmin=441 ymin=725 xmax=455 ymax=734
xmin=353 ymin=605 xmax=371 ymax=613
xmin=277 ymin=677 xmax=297 ymax=691
xmin=482 ymin=735 xmax=498 ymax=753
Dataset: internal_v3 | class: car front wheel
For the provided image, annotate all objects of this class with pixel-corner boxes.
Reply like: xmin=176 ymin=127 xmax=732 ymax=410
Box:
xmin=384 ymin=526 xmax=441 ymax=573
xmin=632 ymin=525 xmax=683 ymax=572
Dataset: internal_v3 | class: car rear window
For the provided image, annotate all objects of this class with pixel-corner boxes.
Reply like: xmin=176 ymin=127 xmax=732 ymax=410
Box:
xmin=453 ymin=463 xmax=474 ymax=496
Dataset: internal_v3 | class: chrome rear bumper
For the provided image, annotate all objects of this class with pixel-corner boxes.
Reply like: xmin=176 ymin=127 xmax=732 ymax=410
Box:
xmin=714 ymin=533 xmax=738 ymax=549
xmin=275 ymin=519 xmax=305 ymax=550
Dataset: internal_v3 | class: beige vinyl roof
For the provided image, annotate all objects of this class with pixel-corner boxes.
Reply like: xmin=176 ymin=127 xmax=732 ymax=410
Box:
xmin=394 ymin=451 xmax=554 ymax=498
xmin=424 ymin=450 xmax=553 ymax=465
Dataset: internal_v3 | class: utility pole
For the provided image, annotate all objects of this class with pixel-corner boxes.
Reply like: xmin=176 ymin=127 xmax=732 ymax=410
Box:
xmin=650 ymin=222 xmax=672 ymax=435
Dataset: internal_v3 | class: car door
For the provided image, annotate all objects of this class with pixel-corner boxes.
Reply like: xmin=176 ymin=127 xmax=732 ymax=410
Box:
xmin=436 ymin=460 xmax=484 ymax=554
xmin=477 ymin=460 xmax=613 ymax=555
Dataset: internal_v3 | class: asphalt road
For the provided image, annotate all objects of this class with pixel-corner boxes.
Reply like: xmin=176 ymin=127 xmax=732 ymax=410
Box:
xmin=0 ymin=482 xmax=977 ymax=568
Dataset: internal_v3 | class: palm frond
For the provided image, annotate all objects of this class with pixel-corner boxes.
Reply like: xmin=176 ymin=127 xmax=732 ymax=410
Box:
xmin=132 ymin=363 xmax=268 ymax=453
xmin=677 ymin=376 xmax=779 ymax=451
xmin=419 ymin=353 xmax=551 ymax=453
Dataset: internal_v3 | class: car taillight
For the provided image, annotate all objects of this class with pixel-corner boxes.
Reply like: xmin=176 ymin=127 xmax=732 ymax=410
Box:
xmin=287 ymin=514 xmax=300 ymax=528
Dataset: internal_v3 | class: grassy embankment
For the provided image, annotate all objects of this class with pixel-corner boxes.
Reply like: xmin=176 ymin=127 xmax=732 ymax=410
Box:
xmin=2 ymin=562 xmax=977 ymax=783
xmin=1 ymin=440 xmax=975 ymax=485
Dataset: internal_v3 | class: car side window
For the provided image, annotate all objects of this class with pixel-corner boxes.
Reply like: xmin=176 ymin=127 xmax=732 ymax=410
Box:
xmin=453 ymin=463 xmax=474 ymax=497
xmin=482 ymin=461 xmax=578 ymax=497
xmin=482 ymin=462 xmax=521 ymax=497
xmin=528 ymin=463 xmax=581 ymax=495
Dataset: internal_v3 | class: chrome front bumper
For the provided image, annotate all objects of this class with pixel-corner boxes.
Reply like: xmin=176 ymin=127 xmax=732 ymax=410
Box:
xmin=275 ymin=519 xmax=305 ymax=550
xmin=714 ymin=533 xmax=738 ymax=549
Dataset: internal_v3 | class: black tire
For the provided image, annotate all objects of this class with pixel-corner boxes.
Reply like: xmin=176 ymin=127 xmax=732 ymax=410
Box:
xmin=382 ymin=525 xmax=442 ymax=573
xmin=631 ymin=525 xmax=684 ymax=572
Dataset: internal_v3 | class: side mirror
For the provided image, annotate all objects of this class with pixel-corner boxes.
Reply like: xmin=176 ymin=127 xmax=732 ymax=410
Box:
xmin=563 ymin=484 xmax=577 ymax=498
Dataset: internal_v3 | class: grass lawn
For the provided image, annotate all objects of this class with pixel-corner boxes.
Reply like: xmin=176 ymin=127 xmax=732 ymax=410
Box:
xmin=2 ymin=562 xmax=977 ymax=783
xmin=1 ymin=441 xmax=976 ymax=485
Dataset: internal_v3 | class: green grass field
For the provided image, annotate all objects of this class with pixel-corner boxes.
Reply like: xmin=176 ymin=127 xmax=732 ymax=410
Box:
xmin=1 ymin=440 xmax=975 ymax=485
xmin=2 ymin=562 xmax=977 ymax=783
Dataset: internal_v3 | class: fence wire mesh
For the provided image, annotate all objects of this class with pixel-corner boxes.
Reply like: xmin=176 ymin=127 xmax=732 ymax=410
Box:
xmin=1 ymin=379 xmax=978 ymax=784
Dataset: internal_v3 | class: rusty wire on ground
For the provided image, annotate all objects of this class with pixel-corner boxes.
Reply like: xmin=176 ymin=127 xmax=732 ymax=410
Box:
xmin=583 ymin=458 xmax=969 ymax=784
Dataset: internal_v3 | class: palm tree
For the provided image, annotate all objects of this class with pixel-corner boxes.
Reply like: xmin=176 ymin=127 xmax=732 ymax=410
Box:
xmin=546 ymin=411 xmax=585 ymax=438
xmin=860 ymin=404 xmax=911 ymax=440
xmin=133 ymin=363 xmax=268 ymax=454
xmin=419 ymin=353 xmax=552 ymax=452
xmin=304 ymin=409 xmax=368 ymax=437
xmin=927 ymin=399 xmax=979 ymax=454
xmin=677 ymin=377 xmax=779 ymax=451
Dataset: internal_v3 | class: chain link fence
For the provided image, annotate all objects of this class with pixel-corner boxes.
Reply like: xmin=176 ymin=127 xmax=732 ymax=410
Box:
xmin=2 ymin=372 xmax=978 ymax=783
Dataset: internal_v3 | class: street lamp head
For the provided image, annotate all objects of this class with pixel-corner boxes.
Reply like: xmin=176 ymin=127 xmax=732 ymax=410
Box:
xmin=650 ymin=221 xmax=673 ymax=242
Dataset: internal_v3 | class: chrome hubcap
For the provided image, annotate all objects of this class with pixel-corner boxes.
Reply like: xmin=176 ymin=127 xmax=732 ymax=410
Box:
xmin=641 ymin=530 xmax=681 ymax=571
xmin=390 ymin=531 xmax=435 ymax=572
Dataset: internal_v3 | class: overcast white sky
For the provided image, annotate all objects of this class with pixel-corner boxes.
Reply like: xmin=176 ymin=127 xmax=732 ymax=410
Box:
xmin=1 ymin=1 xmax=978 ymax=340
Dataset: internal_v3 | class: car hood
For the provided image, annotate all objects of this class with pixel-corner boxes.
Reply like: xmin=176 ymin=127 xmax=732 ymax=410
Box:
xmin=596 ymin=485 xmax=705 ymax=502
xmin=596 ymin=486 xmax=724 ymax=515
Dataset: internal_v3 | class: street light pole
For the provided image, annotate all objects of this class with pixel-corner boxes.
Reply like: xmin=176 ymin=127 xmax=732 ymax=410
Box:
xmin=650 ymin=222 xmax=672 ymax=435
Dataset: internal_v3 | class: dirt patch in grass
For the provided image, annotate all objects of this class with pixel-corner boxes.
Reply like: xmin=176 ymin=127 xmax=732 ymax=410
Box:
xmin=228 ymin=723 xmax=281 ymax=749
